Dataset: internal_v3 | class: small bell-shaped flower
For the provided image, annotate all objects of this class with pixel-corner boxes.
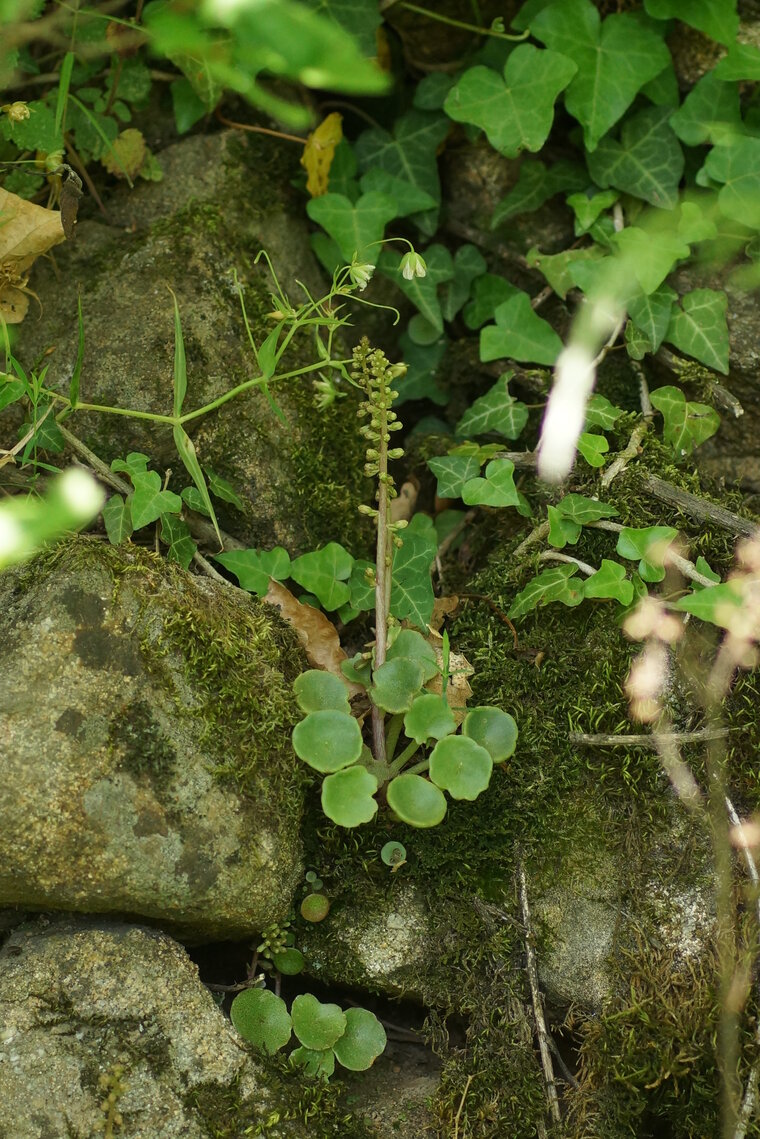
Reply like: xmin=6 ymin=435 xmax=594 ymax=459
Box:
xmin=400 ymin=250 xmax=427 ymax=280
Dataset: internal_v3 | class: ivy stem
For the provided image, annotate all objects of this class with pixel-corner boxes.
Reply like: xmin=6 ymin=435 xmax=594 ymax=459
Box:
xmin=387 ymin=0 xmax=529 ymax=40
xmin=385 ymin=714 xmax=405 ymax=762
xmin=388 ymin=738 xmax=421 ymax=777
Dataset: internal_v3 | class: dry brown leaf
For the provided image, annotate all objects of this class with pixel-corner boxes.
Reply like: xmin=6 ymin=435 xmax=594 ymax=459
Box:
xmin=390 ymin=479 xmax=419 ymax=523
xmin=264 ymin=578 xmax=361 ymax=696
xmin=429 ymin=594 xmax=459 ymax=632
xmin=0 ymin=187 xmax=65 ymax=324
xmin=301 ymin=112 xmax=343 ymax=198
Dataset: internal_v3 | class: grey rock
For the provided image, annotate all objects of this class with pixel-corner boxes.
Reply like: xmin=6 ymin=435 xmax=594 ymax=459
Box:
xmin=0 ymin=917 xmax=305 ymax=1139
xmin=15 ymin=130 xmax=369 ymax=554
xmin=0 ymin=538 xmax=305 ymax=940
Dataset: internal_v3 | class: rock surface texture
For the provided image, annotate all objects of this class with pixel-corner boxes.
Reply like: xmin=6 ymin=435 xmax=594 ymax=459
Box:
xmin=0 ymin=918 xmax=306 ymax=1139
xmin=0 ymin=539 xmax=305 ymax=940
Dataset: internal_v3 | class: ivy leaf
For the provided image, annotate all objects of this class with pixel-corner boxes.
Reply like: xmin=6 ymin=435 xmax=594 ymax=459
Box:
xmin=672 ymin=581 xmax=744 ymax=627
xmin=555 ymin=494 xmax=618 ymax=523
xmin=390 ymin=531 xmax=436 ymax=630
xmin=670 ymin=73 xmax=743 ymax=147
xmin=526 ymin=244 xmax=604 ymax=299
xmin=492 ymin=159 xmax=586 ymax=227
xmin=440 ymin=245 xmax=487 ymax=322
xmin=703 ymin=137 xmax=760 ymax=231
xmin=531 ymin=0 xmax=670 ymax=151
xmin=378 ymin=244 xmax=454 ymax=332
xmin=306 ymin=191 xmax=397 ymax=262
xmin=612 ymin=227 xmax=689 ymax=294
xmin=354 ymin=110 xmax=449 ymax=235
xmin=129 ymin=471 xmax=182 ymax=529
xmin=112 ymin=452 xmax=150 ymax=477
xmin=461 ymin=459 xmax=521 ymax=507
xmin=566 ymin=188 xmax=619 ymax=235
xmin=443 ymin=44 xmax=576 ymax=158
xmin=428 ymin=455 xmax=481 ymax=498
xmin=628 ymin=283 xmax=677 ymax=353
xmin=625 ymin=321 xmax=654 ymax=361
xmin=305 ymin=0 xmax=383 ymax=57
xmin=577 ymin=432 xmax=609 ymax=467
xmin=677 ymin=201 xmax=717 ymax=246
xmin=586 ymin=106 xmax=684 ymax=210
xmin=664 ymin=288 xmax=729 ymax=374
xmin=583 ymin=559 xmax=634 ymax=605
xmin=462 ymin=274 xmax=520 ymax=329
xmin=615 ymin=525 xmax=679 ymax=582
xmin=643 ymin=0 xmax=738 ymax=46
xmin=290 ymin=542 xmax=354 ymax=610
xmin=480 ymin=293 xmax=562 ymax=366
xmin=650 ymin=386 xmax=720 ymax=456
xmin=214 ymin=547 xmax=292 ymax=595
xmin=585 ymin=394 xmax=625 ymax=430
xmin=359 ymin=169 xmax=437 ymax=216
xmin=508 ymin=564 xmax=583 ymax=619
xmin=547 ymin=506 xmax=581 ymax=548
xmin=204 ymin=467 xmax=244 ymax=510
xmin=160 ymin=513 xmax=196 ymax=570
xmin=413 ymin=73 xmax=456 ymax=110
xmin=456 ymin=374 xmax=528 ymax=440
xmin=102 ymin=495 xmax=133 ymax=545
xmin=714 ymin=43 xmax=760 ymax=81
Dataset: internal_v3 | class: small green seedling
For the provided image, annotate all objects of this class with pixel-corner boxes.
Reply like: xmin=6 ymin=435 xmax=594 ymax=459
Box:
xmin=381 ymin=841 xmax=407 ymax=871
xmin=301 ymin=893 xmax=331 ymax=922
xmin=231 ymin=989 xmax=386 ymax=1078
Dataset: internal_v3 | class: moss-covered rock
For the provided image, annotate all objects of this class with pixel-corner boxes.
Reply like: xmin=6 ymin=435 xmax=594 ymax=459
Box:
xmin=0 ymin=537 xmax=306 ymax=940
xmin=14 ymin=131 xmax=370 ymax=554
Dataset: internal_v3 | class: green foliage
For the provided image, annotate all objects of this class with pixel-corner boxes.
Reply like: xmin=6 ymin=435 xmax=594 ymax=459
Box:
xmin=650 ymin=386 xmax=721 ymax=455
xmin=230 ymin=987 xmax=386 ymax=1076
xmin=480 ymin=293 xmax=562 ymax=366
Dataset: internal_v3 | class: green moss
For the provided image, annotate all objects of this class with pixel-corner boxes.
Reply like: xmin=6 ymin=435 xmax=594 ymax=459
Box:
xmin=107 ymin=698 xmax=177 ymax=785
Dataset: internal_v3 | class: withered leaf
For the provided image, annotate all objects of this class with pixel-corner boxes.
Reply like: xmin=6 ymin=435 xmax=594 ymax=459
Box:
xmin=0 ymin=186 xmax=66 ymax=323
xmin=301 ymin=112 xmax=343 ymax=198
xmin=265 ymin=578 xmax=361 ymax=696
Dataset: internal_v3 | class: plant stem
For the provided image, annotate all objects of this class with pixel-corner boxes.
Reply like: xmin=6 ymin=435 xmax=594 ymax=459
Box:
xmin=389 ymin=739 xmax=423 ymax=776
xmin=385 ymin=714 xmax=405 ymax=762
xmin=372 ymin=402 xmax=390 ymax=765
xmin=402 ymin=756 xmax=429 ymax=777
xmin=388 ymin=0 xmax=528 ymax=40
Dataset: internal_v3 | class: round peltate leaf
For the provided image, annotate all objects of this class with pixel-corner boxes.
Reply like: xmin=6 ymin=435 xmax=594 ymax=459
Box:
xmin=462 ymin=706 xmax=518 ymax=762
xmin=386 ymin=773 xmax=447 ymax=828
xmin=404 ymin=693 xmax=456 ymax=744
xmin=271 ymin=947 xmax=305 ymax=975
xmin=290 ymin=1046 xmax=335 ymax=1079
xmin=370 ymin=658 xmax=425 ymax=713
xmin=429 ymin=736 xmax=493 ymax=800
xmin=321 ymin=765 xmax=379 ymax=827
xmin=230 ymin=988 xmax=292 ymax=1053
xmin=386 ymin=628 xmax=439 ymax=682
xmin=292 ymin=710 xmax=362 ymax=772
xmin=291 ymin=993 xmax=347 ymax=1051
xmin=294 ymin=670 xmax=351 ymax=713
xmin=332 ymin=1007 xmax=387 ymax=1071
xmin=301 ymin=893 xmax=330 ymax=922
xmin=380 ymin=840 xmax=407 ymax=869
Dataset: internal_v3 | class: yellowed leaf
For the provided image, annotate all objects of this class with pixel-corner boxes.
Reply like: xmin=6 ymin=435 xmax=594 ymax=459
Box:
xmin=102 ymin=127 xmax=146 ymax=180
xmin=264 ymin=578 xmax=361 ymax=696
xmin=300 ymin=112 xmax=343 ymax=198
xmin=0 ymin=187 xmax=65 ymax=324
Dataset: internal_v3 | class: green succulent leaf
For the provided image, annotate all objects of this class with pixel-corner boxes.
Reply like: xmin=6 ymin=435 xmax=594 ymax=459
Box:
xmin=577 ymin=432 xmax=609 ymax=467
xmin=381 ymin=840 xmax=407 ymax=868
xmin=492 ymin=159 xmax=586 ymax=228
xmin=429 ymin=735 xmax=493 ymax=800
xmin=386 ymin=773 xmax=448 ymax=827
xmin=354 ymin=110 xmax=449 ymax=235
xmin=292 ymin=710 xmax=363 ymax=772
xmin=386 ymin=629 xmax=439 ymax=682
xmin=530 ymin=0 xmax=670 ymax=151
xmin=160 ymin=513 xmax=196 ymax=569
xmin=306 ymin=191 xmax=397 ymax=263
xmin=390 ymin=531 xmax=437 ymax=630
xmin=271 ymin=948 xmax=305 ymax=976
xmin=643 ymin=0 xmax=738 ymax=45
xmin=583 ymin=559 xmax=634 ymax=605
xmin=290 ymin=1045 xmax=335 ymax=1080
xmin=456 ymin=374 xmax=528 ymax=440
xmin=703 ymin=137 xmax=760 ymax=231
xmin=230 ymin=989 xmax=292 ymax=1053
xmin=321 ymin=764 xmax=379 ymax=827
xmin=291 ymin=994 xmax=347 ymax=1052
xmin=332 ymin=1007 xmax=387 ymax=1071
xmin=615 ymin=525 xmax=679 ymax=582
xmin=341 ymin=652 xmax=372 ymax=687
xmin=480 ymin=292 xmax=562 ymax=366
xmin=128 ymin=472 xmax=182 ymax=529
xmin=214 ymin=547 xmax=291 ymax=595
xmin=650 ymin=386 xmax=721 ymax=456
xmin=102 ymin=495 xmax=133 ymax=545
xmin=370 ymin=658 xmax=425 ymax=713
xmin=290 ymin=543 xmax=354 ymax=610
xmin=462 ymin=459 xmax=521 ymax=508
xmin=403 ymin=694 xmax=456 ymax=745
xmin=664 ymin=289 xmax=730 ymax=374
xmin=508 ymin=565 xmax=584 ymax=619
xmin=443 ymin=45 xmax=576 ymax=158
xmin=586 ymin=106 xmax=684 ymax=209
xmin=294 ymin=670 xmax=351 ymax=713
xmin=462 ymin=706 xmax=518 ymax=762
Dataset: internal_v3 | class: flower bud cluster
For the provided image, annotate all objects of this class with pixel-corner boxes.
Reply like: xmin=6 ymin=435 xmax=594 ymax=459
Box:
xmin=351 ymin=337 xmax=405 ymax=513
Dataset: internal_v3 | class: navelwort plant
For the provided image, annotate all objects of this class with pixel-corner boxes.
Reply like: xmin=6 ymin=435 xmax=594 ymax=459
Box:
xmin=291 ymin=338 xmax=518 ymax=829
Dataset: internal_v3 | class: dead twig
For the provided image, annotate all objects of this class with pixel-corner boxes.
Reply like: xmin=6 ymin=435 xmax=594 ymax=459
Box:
xmin=518 ymin=859 xmax=561 ymax=1126
xmin=643 ymin=475 xmax=759 ymax=539
xmin=570 ymin=727 xmax=730 ymax=748
xmin=453 ymin=1074 xmax=474 ymax=1139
